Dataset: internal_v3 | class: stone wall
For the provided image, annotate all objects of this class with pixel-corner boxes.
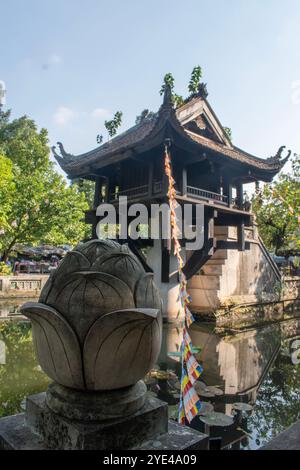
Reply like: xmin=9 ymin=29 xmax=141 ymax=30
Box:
xmin=0 ymin=275 xmax=49 ymax=299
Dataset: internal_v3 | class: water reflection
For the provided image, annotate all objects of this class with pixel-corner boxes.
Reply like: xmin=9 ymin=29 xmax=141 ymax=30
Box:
xmin=152 ymin=320 xmax=300 ymax=450
xmin=1 ymin=311 xmax=300 ymax=450
xmin=0 ymin=320 xmax=49 ymax=418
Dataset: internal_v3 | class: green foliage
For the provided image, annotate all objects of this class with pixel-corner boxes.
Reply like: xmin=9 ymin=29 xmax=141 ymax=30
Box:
xmin=104 ymin=111 xmax=123 ymax=138
xmin=188 ymin=65 xmax=203 ymax=96
xmin=160 ymin=73 xmax=175 ymax=96
xmin=0 ymin=262 xmax=12 ymax=275
xmin=224 ymin=127 xmax=233 ymax=142
xmin=160 ymin=73 xmax=184 ymax=109
xmin=0 ymin=110 xmax=89 ymax=261
xmin=252 ymin=154 xmax=300 ymax=255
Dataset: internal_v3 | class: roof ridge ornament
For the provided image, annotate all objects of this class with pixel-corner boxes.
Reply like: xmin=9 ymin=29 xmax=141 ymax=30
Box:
xmin=163 ymin=82 xmax=173 ymax=107
xmin=267 ymin=145 xmax=292 ymax=164
xmin=52 ymin=142 xmax=75 ymax=163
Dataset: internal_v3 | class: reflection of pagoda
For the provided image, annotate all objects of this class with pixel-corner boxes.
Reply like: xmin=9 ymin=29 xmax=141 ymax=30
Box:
xmin=53 ymin=85 xmax=289 ymax=321
xmin=190 ymin=324 xmax=280 ymax=398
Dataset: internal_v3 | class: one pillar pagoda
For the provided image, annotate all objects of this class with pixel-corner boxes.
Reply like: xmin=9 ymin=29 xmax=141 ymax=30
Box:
xmin=53 ymin=84 xmax=290 ymax=321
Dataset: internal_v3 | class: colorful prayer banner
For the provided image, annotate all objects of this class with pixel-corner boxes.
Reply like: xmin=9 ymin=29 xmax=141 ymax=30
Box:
xmin=164 ymin=144 xmax=203 ymax=424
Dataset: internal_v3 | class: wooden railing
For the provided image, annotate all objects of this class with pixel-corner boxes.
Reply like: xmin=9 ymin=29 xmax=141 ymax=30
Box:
xmin=187 ymin=186 xmax=228 ymax=205
xmin=153 ymin=181 xmax=162 ymax=194
xmin=110 ymin=182 xmax=231 ymax=207
xmin=111 ymin=185 xmax=148 ymax=200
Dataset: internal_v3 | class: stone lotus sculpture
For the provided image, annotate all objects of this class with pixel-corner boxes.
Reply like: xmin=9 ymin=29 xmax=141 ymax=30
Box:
xmin=21 ymin=239 xmax=162 ymax=392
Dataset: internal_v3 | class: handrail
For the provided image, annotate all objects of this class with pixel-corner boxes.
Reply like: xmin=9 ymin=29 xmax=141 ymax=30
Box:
xmin=258 ymin=235 xmax=281 ymax=282
xmin=187 ymin=186 xmax=228 ymax=204
xmin=111 ymin=185 xmax=148 ymax=200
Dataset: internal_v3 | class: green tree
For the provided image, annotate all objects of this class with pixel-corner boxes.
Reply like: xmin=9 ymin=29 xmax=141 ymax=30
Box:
xmin=0 ymin=111 xmax=89 ymax=261
xmin=252 ymin=154 xmax=300 ymax=255
xmin=104 ymin=111 xmax=123 ymax=138
xmin=0 ymin=154 xmax=15 ymax=230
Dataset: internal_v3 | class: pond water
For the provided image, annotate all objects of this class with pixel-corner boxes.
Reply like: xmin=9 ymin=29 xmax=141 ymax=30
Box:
xmin=1 ymin=302 xmax=300 ymax=450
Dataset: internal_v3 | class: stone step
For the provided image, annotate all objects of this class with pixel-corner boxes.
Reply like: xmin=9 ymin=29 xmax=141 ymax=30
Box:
xmin=211 ymin=249 xmax=228 ymax=260
xmin=188 ymin=275 xmax=220 ymax=290
xmin=202 ymin=264 xmax=223 ymax=275
xmin=205 ymin=258 xmax=226 ymax=266
xmin=188 ymin=288 xmax=220 ymax=309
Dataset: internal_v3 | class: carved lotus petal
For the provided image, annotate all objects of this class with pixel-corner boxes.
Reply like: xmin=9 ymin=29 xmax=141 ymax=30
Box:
xmin=22 ymin=239 xmax=163 ymax=391
xmin=39 ymin=251 xmax=91 ymax=304
xmin=45 ymin=272 xmax=135 ymax=342
xmin=91 ymin=252 xmax=144 ymax=290
xmin=75 ymin=239 xmax=121 ymax=264
xmin=134 ymin=273 xmax=162 ymax=310
xmin=20 ymin=302 xmax=84 ymax=389
xmin=83 ymin=308 xmax=161 ymax=390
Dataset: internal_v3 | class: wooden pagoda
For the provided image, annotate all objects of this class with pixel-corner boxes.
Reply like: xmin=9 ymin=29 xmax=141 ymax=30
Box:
xmin=53 ymin=85 xmax=290 ymax=318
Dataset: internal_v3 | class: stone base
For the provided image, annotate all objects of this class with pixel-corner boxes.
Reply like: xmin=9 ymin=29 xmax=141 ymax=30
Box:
xmin=261 ymin=420 xmax=300 ymax=450
xmin=0 ymin=392 xmax=208 ymax=450
xmin=45 ymin=381 xmax=147 ymax=422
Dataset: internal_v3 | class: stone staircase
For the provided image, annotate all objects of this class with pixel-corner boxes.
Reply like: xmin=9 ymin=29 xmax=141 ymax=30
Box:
xmin=187 ymin=248 xmax=227 ymax=312
xmin=187 ymin=226 xmax=233 ymax=312
xmin=187 ymin=224 xmax=282 ymax=316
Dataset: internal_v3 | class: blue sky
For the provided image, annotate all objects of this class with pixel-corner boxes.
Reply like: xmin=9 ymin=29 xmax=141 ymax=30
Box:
xmin=1 ymin=0 xmax=300 ymax=176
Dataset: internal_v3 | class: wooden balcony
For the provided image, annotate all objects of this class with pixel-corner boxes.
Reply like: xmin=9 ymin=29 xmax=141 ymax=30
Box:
xmin=186 ymin=186 xmax=228 ymax=206
xmin=109 ymin=181 xmax=233 ymax=208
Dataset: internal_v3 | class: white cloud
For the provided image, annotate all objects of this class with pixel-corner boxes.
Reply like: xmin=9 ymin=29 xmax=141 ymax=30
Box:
xmin=91 ymin=108 xmax=109 ymax=119
xmin=53 ymin=106 xmax=77 ymax=126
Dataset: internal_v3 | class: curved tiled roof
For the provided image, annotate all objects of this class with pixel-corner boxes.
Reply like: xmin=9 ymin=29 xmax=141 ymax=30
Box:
xmin=53 ymin=91 xmax=290 ymax=179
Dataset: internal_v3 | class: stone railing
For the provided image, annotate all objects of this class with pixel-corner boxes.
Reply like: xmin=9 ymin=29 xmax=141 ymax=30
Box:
xmin=0 ymin=275 xmax=49 ymax=298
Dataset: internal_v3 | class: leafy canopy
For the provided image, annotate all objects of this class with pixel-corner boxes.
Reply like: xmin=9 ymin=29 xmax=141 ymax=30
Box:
xmin=252 ymin=153 xmax=300 ymax=255
xmin=0 ymin=110 xmax=89 ymax=261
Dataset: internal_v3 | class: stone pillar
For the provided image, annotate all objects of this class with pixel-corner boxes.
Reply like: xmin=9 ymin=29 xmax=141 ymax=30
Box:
xmin=182 ymin=167 xmax=187 ymax=197
xmin=146 ymin=239 xmax=185 ymax=321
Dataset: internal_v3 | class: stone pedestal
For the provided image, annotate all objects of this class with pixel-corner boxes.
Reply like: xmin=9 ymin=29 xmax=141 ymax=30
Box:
xmin=0 ymin=390 xmax=208 ymax=450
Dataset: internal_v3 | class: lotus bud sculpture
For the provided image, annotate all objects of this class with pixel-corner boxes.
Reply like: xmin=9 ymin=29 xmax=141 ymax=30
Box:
xmin=21 ymin=240 xmax=162 ymax=393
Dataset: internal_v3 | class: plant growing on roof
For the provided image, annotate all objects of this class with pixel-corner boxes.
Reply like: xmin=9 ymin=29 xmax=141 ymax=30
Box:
xmin=224 ymin=127 xmax=233 ymax=142
xmin=188 ymin=65 xmax=203 ymax=96
xmin=160 ymin=73 xmax=184 ymax=109
xmin=104 ymin=111 xmax=123 ymax=139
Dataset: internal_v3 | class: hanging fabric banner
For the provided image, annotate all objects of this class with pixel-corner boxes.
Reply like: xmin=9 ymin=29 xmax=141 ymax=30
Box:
xmin=164 ymin=143 xmax=202 ymax=424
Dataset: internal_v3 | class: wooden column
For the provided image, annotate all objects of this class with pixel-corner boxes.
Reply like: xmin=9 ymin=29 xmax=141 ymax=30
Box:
xmin=148 ymin=160 xmax=154 ymax=198
xmin=223 ymin=182 xmax=233 ymax=207
xmin=237 ymin=182 xmax=244 ymax=210
xmin=104 ymin=177 xmax=109 ymax=203
xmin=228 ymin=184 xmax=233 ymax=207
xmin=182 ymin=167 xmax=187 ymax=197
xmin=93 ymin=177 xmax=102 ymax=209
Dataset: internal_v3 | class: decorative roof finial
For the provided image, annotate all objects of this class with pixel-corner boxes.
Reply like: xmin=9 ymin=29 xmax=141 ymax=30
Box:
xmin=266 ymin=145 xmax=292 ymax=166
xmin=51 ymin=142 xmax=74 ymax=163
xmin=197 ymin=82 xmax=208 ymax=99
xmin=163 ymin=82 xmax=173 ymax=106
